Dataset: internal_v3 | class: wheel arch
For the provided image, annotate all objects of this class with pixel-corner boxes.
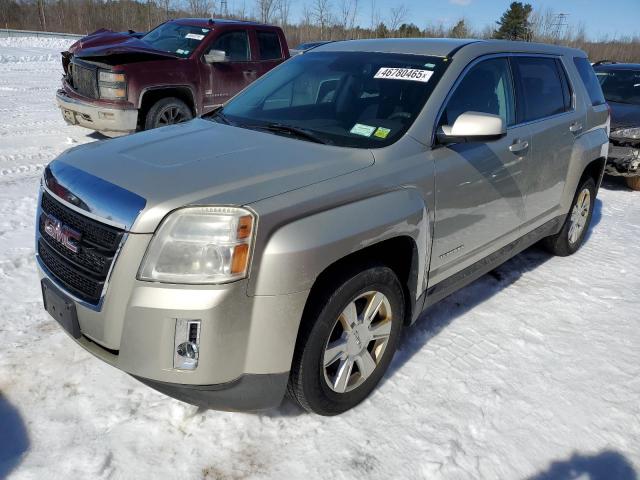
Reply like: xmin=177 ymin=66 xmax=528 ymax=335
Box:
xmin=249 ymin=188 xmax=431 ymax=325
xmin=138 ymin=85 xmax=197 ymax=128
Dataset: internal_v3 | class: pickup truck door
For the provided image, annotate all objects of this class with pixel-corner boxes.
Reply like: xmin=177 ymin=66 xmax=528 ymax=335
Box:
xmin=253 ymin=29 xmax=287 ymax=77
xmin=510 ymin=56 xmax=585 ymax=226
xmin=428 ymin=56 xmax=532 ymax=286
xmin=200 ymin=30 xmax=259 ymax=111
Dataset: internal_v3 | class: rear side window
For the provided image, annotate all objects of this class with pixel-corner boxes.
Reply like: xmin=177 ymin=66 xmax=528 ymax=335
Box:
xmin=257 ymin=31 xmax=282 ymax=60
xmin=441 ymin=57 xmax=516 ymax=127
xmin=511 ymin=57 xmax=568 ymax=123
xmin=574 ymin=57 xmax=606 ymax=106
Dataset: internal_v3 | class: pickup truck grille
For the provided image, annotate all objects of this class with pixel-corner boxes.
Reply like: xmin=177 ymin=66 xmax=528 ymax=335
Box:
xmin=38 ymin=191 xmax=124 ymax=305
xmin=71 ymin=63 xmax=98 ymax=99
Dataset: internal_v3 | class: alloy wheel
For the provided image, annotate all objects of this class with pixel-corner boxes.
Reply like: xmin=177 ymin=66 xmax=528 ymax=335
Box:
xmin=568 ymin=188 xmax=591 ymax=244
xmin=323 ymin=291 xmax=393 ymax=393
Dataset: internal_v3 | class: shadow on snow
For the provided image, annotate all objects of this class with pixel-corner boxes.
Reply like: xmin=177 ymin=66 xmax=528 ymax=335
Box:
xmin=0 ymin=392 xmax=29 ymax=479
xmin=530 ymin=450 xmax=637 ymax=480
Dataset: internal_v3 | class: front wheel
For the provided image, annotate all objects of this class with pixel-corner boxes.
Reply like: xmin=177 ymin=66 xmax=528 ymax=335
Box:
xmin=144 ymin=97 xmax=193 ymax=130
xmin=543 ymin=177 xmax=596 ymax=256
xmin=288 ymin=265 xmax=404 ymax=415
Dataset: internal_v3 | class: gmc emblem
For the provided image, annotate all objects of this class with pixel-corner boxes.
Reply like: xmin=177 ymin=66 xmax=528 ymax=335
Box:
xmin=43 ymin=213 xmax=81 ymax=254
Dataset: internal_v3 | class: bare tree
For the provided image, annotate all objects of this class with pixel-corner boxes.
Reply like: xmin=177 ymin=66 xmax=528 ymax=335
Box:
xmin=188 ymin=0 xmax=213 ymax=17
xmin=275 ymin=0 xmax=291 ymax=26
xmin=387 ymin=5 xmax=407 ymax=32
xmin=256 ymin=0 xmax=276 ymax=23
xmin=312 ymin=0 xmax=332 ymax=38
xmin=338 ymin=0 xmax=357 ymax=34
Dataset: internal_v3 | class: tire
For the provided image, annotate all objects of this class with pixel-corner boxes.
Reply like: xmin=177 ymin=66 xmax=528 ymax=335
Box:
xmin=625 ymin=176 xmax=640 ymax=191
xmin=543 ymin=177 xmax=596 ymax=256
xmin=143 ymin=97 xmax=193 ymax=130
xmin=287 ymin=265 xmax=404 ymax=415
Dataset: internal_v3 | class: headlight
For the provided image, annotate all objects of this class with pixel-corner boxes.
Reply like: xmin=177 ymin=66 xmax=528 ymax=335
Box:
xmin=98 ymin=69 xmax=126 ymax=100
xmin=611 ymin=127 xmax=640 ymax=140
xmin=138 ymin=206 xmax=255 ymax=284
xmin=98 ymin=71 xmax=126 ymax=83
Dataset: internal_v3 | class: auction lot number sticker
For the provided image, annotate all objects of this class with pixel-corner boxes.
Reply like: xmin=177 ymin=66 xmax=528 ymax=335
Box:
xmin=374 ymin=67 xmax=434 ymax=83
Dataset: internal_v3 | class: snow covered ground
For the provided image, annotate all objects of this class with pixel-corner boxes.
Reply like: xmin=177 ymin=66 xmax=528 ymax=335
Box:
xmin=1 ymin=37 xmax=639 ymax=480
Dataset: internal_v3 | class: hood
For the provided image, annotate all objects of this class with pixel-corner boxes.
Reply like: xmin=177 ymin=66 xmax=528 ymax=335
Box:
xmin=70 ymin=29 xmax=139 ymax=53
xmin=609 ymin=101 xmax=640 ymax=130
xmin=47 ymin=119 xmax=374 ymax=233
xmin=73 ymin=37 xmax=178 ymax=61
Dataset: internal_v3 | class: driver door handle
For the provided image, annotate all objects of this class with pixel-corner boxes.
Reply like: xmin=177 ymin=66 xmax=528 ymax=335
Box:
xmin=509 ymin=139 xmax=529 ymax=154
xmin=569 ymin=122 xmax=583 ymax=134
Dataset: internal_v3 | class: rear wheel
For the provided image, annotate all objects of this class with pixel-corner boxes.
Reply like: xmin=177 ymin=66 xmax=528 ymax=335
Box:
xmin=288 ymin=265 xmax=404 ymax=415
xmin=625 ymin=176 xmax=640 ymax=191
xmin=543 ymin=177 xmax=596 ymax=256
xmin=144 ymin=97 xmax=193 ymax=130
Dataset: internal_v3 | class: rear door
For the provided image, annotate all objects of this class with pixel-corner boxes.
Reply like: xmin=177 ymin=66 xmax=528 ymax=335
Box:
xmin=429 ymin=56 xmax=532 ymax=285
xmin=254 ymin=29 xmax=286 ymax=77
xmin=200 ymin=29 xmax=257 ymax=110
xmin=510 ymin=56 xmax=585 ymax=225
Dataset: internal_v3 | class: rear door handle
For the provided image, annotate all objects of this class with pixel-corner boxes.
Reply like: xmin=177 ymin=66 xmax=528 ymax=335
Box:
xmin=509 ymin=139 xmax=529 ymax=154
xmin=569 ymin=122 xmax=583 ymax=133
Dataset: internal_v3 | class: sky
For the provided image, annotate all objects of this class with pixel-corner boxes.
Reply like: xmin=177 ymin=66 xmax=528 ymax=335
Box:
xmin=273 ymin=0 xmax=640 ymax=40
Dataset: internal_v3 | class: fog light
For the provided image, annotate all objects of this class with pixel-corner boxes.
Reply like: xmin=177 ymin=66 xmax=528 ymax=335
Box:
xmin=174 ymin=319 xmax=201 ymax=370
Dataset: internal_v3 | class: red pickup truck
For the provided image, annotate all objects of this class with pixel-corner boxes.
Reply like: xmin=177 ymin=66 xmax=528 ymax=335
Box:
xmin=56 ymin=18 xmax=289 ymax=136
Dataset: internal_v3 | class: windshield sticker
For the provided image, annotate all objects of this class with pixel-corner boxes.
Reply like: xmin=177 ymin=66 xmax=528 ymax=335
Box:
xmin=374 ymin=67 xmax=434 ymax=83
xmin=185 ymin=33 xmax=205 ymax=40
xmin=350 ymin=123 xmax=376 ymax=137
xmin=374 ymin=127 xmax=391 ymax=139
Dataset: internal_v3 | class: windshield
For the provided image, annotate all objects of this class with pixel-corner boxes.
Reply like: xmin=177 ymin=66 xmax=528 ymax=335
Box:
xmin=142 ymin=22 xmax=210 ymax=58
xmin=596 ymin=69 xmax=640 ymax=105
xmin=217 ymin=51 xmax=448 ymax=148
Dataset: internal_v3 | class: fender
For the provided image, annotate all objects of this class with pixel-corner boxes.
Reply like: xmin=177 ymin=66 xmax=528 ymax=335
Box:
xmin=561 ymin=125 xmax=609 ymax=211
xmin=249 ymin=188 xmax=431 ymax=300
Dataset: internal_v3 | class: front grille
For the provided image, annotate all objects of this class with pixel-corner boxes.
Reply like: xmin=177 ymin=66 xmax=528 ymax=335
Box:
xmin=71 ymin=63 xmax=98 ymax=99
xmin=39 ymin=191 xmax=124 ymax=305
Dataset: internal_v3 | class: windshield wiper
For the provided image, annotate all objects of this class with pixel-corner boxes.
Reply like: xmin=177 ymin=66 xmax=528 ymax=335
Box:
xmin=251 ymin=123 xmax=331 ymax=144
xmin=204 ymin=106 xmax=234 ymax=125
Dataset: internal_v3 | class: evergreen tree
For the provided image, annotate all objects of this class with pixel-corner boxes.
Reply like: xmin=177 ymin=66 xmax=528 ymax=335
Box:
xmin=450 ymin=19 xmax=469 ymax=38
xmin=396 ymin=23 xmax=421 ymax=38
xmin=493 ymin=2 xmax=533 ymax=41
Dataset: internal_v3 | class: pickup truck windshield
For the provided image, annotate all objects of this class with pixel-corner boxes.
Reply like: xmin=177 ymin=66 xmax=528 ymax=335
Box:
xmin=218 ymin=51 xmax=449 ymax=148
xmin=596 ymin=69 xmax=640 ymax=105
xmin=141 ymin=23 xmax=210 ymax=58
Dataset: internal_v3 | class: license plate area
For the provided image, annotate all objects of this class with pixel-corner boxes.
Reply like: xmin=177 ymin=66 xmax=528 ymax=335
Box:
xmin=41 ymin=278 xmax=81 ymax=338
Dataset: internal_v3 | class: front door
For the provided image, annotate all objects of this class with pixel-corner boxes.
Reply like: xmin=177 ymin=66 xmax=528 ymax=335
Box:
xmin=201 ymin=30 xmax=257 ymax=112
xmin=428 ymin=56 xmax=532 ymax=285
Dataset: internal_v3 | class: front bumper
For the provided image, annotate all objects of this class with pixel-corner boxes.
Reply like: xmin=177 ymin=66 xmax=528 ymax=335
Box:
xmin=606 ymin=142 xmax=640 ymax=177
xmin=37 ymin=229 xmax=309 ymax=411
xmin=56 ymin=89 xmax=138 ymax=136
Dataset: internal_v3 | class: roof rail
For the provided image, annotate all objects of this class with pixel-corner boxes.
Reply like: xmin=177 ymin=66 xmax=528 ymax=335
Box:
xmin=593 ymin=60 xmax=617 ymax=66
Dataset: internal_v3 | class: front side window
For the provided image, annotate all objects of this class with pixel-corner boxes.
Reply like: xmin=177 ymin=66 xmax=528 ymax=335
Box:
xmin=215 ymin=51 xmax=449 ymax=148
xmin=141 ymin=22 xmax=210 ymax=58
xmin=208 ymin=31 xmax=250 ymax=61
xmin=512 ymin=57 xmax=568 ymax=122
xmin=257 ymin=31 xmax=282 ymax=60
xmin=441 ymin=57 xmax=515 ymax=128
xmin=596 ymin=68 xmax=640 ymax=105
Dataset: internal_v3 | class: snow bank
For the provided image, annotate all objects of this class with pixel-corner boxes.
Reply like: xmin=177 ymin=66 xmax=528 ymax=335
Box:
xmin=0 ymin=36 xmax=75 ymax=63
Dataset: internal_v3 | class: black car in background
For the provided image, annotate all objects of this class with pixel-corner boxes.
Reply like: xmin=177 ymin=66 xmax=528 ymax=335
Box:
xmin=593 ymin=61 xmax=640 ymax=190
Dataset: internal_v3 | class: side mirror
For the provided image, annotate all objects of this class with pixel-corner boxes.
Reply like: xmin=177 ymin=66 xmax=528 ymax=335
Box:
xmin=437 ymin=111 xmax=506 ymax=144
xmin=204 ymin=49 xmax=227 ymax=64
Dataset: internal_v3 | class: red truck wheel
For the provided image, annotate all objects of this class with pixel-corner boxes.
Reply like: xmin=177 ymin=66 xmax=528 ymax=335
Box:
xmin=144 ymin=97 xmax=193 ymax=130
